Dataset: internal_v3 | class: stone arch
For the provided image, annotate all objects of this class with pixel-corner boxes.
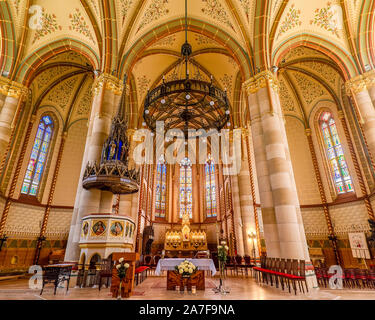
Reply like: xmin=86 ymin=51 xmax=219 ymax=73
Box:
xmin=0 ymin=1 xmax=16 ymax=74
xmin=119 ymin=18 xmax=253 ymax=81
xmin=14 ymin=38 xmax=99 ymax=85
xmin=272 ymin=34 xmax=359 ymax=80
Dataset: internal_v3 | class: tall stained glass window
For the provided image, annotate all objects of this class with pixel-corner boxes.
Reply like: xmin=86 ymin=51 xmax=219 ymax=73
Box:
xmin=179 ymin=157 xmax=192 ymax=219
xmin=205 ymin=155 xmax=217 ymax=218
xmin=21 ymin=115 xmax=54 ymax=196
xmin=320 ymin=111 xmax=354 ymax=194
xmin=155 ymin=155 xmax=167 ymax=218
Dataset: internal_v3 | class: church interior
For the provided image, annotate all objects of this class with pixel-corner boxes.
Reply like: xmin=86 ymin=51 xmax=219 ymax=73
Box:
xmin=1 ymin=0 xmax=375 ymax=300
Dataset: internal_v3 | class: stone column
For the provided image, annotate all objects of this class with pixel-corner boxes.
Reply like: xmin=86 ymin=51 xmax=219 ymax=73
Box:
xmin=243 ymin=71 xmax=311 ymax=261
xmin=231 ymin=174 xmax=245 ymax=256
xmin=119 ymin=194 xmax=133 ymax=217
xmin=237 ymin=133 xmax=259 ymax=257
xmin=0 ymin=79 xmax=28 ymax=172
xmin=346 ymin=73 xmax=375 ymax=162
xmin=64 ymin=74 xmax=123 ymax=262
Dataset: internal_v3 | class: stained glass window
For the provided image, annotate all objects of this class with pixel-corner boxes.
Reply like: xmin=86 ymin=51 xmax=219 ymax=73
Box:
xmin=320 ymin=111 xmax=354 ymax=195
xmin=21 ymin=115 xmax=54 ymax=196
xmin=155 ymin=155 xmax=167 ymax=218
xmin=179 ymin=157 xmax=192 ymax=219
xmin=205 ymin=155 xmax=217 ymax=218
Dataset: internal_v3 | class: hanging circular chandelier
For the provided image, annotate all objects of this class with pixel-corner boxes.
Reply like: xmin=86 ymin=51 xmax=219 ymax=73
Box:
xmin=143 ymin=0 xmax=230 ymax=136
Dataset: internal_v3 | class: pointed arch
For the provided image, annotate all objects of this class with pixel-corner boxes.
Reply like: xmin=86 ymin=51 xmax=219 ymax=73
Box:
xmin=0 ymin=0 xmax=16 ymax=74
xmin=272 ymin=35 xmax=360 ymax=80
xmin=119 ymin=18 xmax=252 ymax=80
xmin=14 ymin=38 xmax=99 ymax=85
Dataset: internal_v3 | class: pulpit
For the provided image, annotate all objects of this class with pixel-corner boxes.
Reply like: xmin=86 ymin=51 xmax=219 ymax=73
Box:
xmin=110 ymin=252 xmax=139 ymax=298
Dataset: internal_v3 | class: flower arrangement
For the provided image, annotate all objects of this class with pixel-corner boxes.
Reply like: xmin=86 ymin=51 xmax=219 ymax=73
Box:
xmin=175 ymin=260 xmax=197 ymax=277
xmin=217 ymin=241 xmax=229 ymax=262
xmin=116 ymin=258 xmax=130 ymax=279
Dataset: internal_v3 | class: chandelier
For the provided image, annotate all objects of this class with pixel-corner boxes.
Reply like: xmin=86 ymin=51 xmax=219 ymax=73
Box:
xmin=143 ymin=0 xmax=230 ymax=136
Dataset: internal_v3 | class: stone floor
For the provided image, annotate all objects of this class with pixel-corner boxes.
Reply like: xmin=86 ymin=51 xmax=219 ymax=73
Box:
xmin=0 ymin=275 xmax=375 ymax=300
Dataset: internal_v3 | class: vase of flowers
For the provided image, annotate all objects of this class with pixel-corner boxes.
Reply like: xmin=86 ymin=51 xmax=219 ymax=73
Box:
xmin=215 ymin=240 xmax=230 ymax=294
xmin=115 ymin=258 xmax=129 ymax=300
xmin=175 ymin=260 xmax=197 ymax=278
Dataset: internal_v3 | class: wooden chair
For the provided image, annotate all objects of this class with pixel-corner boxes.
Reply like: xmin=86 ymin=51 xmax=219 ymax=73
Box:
xmin=225 ymin=256 xmax=236 ymax=276
xmin=98 ymin=258 xmax=113 ymax=291
xmin=234 ymin=255 xmax=245 ymax=276
xmin=243 ymin=255 xmax=253 ymax=277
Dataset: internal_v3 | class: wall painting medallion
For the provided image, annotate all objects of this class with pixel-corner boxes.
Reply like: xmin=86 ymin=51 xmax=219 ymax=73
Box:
xmin=92 ymin=221 xmax=106 ymax=236
xmin=82 ymin=222 xmax=89 ymax=236
xmin=110 ymin=221 xmax=124 ymax=236
xmin=125 ymin=222 xmax=130 ymax=237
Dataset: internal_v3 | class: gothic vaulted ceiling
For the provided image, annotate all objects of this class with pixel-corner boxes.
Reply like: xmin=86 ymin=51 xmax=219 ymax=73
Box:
xmin=2 ymin=0 xmax=373 ymax=128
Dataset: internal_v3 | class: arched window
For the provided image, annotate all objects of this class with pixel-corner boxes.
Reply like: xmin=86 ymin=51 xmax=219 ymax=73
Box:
xmin=179 ymin=157 xmax=192 ymax=219
xmin=319 ymin=111 xmax=354 ymax=194
xmin=21 ymin=115 xmax=54 ymax=196
xmin=155 ymin=155 xmax=167 ymax=218
xmin=205 ymin=155 xmax=217 ymax=218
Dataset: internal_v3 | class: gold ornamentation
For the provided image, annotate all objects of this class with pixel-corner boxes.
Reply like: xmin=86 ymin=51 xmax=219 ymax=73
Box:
xmin=242 ymin=70 xmax=279 ymax=94
xmin=345 ymin=74 xmax=368 ymax=95
xmin=92 ymin=73 xmax=127 ymax=96
xmin=0 ymin=77 xmax=29 ymax=99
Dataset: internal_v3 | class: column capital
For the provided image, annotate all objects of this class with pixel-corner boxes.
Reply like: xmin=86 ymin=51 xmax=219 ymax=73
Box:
xmin=345 ymin=70 xmax=375 ymax=95
xmin=0 ymin=76 xmax=29 ymax=99
xmin=92 ymin=73 xmax=129 ymax=96
xmin=305 ymin=128 xmax=312 ymax=136
xmin=242 ymin=70 xmax=279 ymax=95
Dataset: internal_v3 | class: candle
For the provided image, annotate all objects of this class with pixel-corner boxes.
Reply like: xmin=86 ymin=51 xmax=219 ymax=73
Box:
xmin=192 ymin=286 xmax=196 ymax=294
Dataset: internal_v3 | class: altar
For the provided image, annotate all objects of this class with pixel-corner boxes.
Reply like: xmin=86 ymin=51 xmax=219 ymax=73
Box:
xmin=155 ymin=258 xmax=216 ymax=291
xmin=155 ymin=258 xmax=216 ymax=276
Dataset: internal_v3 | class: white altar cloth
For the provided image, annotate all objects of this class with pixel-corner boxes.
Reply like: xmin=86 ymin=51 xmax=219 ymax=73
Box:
xmin=155 ymin=258 xmax=217 ymax=276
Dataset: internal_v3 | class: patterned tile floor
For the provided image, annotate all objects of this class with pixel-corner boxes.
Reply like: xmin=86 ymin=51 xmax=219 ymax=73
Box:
xmin=0 ymin=276 xmax=375 ymax=300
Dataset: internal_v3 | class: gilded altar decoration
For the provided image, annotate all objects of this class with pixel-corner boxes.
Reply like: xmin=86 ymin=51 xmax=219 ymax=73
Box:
xmin=164 ymin=211 xmax=207 ymax=251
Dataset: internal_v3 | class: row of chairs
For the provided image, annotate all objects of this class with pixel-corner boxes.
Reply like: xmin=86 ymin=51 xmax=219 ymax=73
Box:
xmin=316 ymin=267 xmax=375 ymax=289
xmin=253 ymin=256 xmax=308 ymax=295
xmin=219 ymin=255 xmax=255 ymax=277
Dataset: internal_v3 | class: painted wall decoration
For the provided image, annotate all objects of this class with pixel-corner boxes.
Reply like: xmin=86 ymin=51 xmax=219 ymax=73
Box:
xmin=310 ymin=2 xmax=340 ymax=38
xmin=277 ymin=4 xmax=302 ymax=39
xmin=292 ymin=72 xmax=326 ymax=105
xmin=82 ymin=222 xmax=89 ymax=236
xmin=137 ymin=0 xmax=169 ymax=32
xmin=238 ymin=0 xmax=251 ymax=22
xmin=152 ymin=34 xmax=176 ymax=47
xmin=46 ymin=77 xmax=79 ymax=110
xmin=194 ymin=34 xmax=217 ymax=45
xmin=92 ymin=220 xmax=106 ymax=235
xmin=120 ymin=0 xmax=134 ymax=22
xmin=220 ymin=74 xmax=233 ymax=93
xmin=69 ymin=8 xmax=95 ymax=42
xmin=201 ymin=0 xmax=234 ymax=31
xmin=110 ymin=222 xmax=124 ymax=236
xmin=76 ymin=84 xmax=93 ymax=116
xmin=137 ymin=75 xmax=151 ymax=97
xmin=125 ymin=222 xmax=130 ymax=237
xmin=32 ymin=8 xmax=62 ymax=45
